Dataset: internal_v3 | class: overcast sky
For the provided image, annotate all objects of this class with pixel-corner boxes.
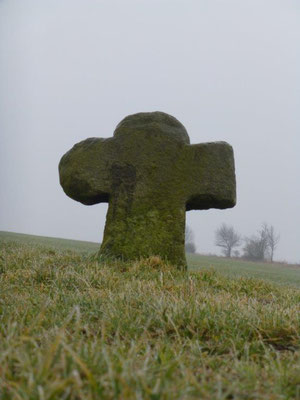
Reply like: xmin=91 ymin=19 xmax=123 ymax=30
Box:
xmin=1 ymin=0 xmax=299 ymax=262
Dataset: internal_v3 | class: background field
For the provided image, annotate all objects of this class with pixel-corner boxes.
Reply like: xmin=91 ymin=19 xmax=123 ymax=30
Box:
xmin=1 ymin=231 xmax=299 ymax=288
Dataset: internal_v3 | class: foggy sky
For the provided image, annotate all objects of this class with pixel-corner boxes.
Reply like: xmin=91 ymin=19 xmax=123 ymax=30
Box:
xmin=1 ymin=0 xmax=299 ymax=262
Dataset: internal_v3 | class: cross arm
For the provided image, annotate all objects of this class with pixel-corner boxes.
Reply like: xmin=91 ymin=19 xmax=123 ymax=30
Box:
xmin=183 ymin=141 xmax=236 ymax=211
xmin=59 ymin=137 xmax=115 ymax=205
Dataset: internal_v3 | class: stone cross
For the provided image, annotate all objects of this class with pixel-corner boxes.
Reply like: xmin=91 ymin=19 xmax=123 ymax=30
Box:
xmin=59 ymin=112 xmax=236 ymax=268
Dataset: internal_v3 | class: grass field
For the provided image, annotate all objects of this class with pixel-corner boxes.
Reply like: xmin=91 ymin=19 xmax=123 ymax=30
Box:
xmin=188 ymin=254 xmax=300 ymax=288
xmin=1 ymin=231 xmax=300 ymax=288
xmin=0 ymin=231 xmax=300 ymax=399
xmin=0 ymin=231 xmax=99 ymax=254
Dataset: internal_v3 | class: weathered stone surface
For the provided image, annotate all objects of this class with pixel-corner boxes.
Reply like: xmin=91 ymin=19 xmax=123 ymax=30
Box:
xmin=59 ymin=111 xmax=236 ymax=268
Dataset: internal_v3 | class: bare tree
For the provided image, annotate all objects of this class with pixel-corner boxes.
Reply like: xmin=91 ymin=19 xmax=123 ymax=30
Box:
xmin=215 ymin=223 xmax=241 ymax=257
xmin=233 ymin=250 xmax=240 ymax=258
xmin=266 ymin=224 xmax=280 ymax=262
xmin=185 ymin=225 xmax=196 ymax=253
xmin=243 ymin=230 xmax=268 ymax=261
xmin=243 ymin=223 xmax=279 ymax=262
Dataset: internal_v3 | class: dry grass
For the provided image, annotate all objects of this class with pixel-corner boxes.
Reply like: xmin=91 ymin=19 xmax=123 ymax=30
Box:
xmin=0 ymin=240 xmax=300 ymax=399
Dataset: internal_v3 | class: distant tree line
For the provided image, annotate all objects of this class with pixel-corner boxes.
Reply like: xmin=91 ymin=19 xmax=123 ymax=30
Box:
xmin=215 ymin=223 xmax=280 ymax=262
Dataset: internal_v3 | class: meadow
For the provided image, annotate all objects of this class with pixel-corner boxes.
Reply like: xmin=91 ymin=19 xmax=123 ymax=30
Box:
xmin=0 ymin=231 xmax=300 ymax=399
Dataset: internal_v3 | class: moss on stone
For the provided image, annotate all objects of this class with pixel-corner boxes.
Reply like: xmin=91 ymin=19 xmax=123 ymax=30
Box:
xmin=59 ymin=111 xmax=236 ymax=268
